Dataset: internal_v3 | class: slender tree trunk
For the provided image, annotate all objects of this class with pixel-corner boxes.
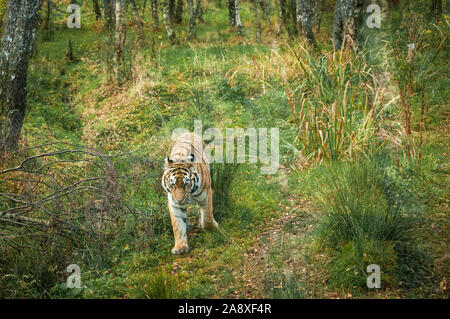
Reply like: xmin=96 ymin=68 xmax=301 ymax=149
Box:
xmin=104 ymin=0 xmax=115 ymax=30
xmin=252 ymin=0 xmax=262 ymax=41
xmin=296 ymin=0 xmax=315 ymax=44
xmin=277 ymin=0 xmax=292 ymax=38
xmin=174 ymin=0 xmax=183 ymax=24
xmin=93 ymin=0 xmax=102 ymax=20
xmin=0 ymin=0 xmax=43 ymax=153
xmin=169 ymin=0 xmax=175 ymax=23
xmin=187 ymin=0 xmax=197 ymax=40
xmin=354 ymin=0 xmax=364 ymax=29
xmin=418 ymin=87 xmax=425 ymax=163
xmin=229 ymin=0 xmax=236 ymax=26
xmin=259 ymin=0 xmax=271 ymax=26
xmin=332 ymin=0 xmax=357 ymax=50
xmin=152 ymin=0 xmax=159 ymax=28
xmin=142 ymin=0 xmax=147 ymax=14
xmin=310 ymin=0 xmax=318 ymax=26
xmin=235 ymin=0 xmax=242 ymax=34
xmin=130 ymin=0 xmax=145 ymax=45
xmin=277 ymin=0 xmax=284 ymax=35
xmin=113 ymin=0 xmax=127 ymax=84
xmin=290 ymin=0 xmax=298 ymax=36
xmin=317 ymin=0 xmax=324 ymax=32
xmin=196 ymin=0 xmax=204 ymax=23
xmin=43 ymin=0 xmax=51 ymax=30
xmin=162 ymin=0 xmax=177 ymax=44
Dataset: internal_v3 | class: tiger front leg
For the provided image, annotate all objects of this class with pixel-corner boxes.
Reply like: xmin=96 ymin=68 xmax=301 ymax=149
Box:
xmin=168 ymin=202 xmax=189 ymax=254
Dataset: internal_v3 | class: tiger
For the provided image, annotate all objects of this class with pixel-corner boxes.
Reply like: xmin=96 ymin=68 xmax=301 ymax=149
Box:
xmin=161 ymin=132 xmax=218 ymax=255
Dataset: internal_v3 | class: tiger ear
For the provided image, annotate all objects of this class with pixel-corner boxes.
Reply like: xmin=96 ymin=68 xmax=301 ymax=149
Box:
xmin=164 ymin=157 xmax=173 ymax=167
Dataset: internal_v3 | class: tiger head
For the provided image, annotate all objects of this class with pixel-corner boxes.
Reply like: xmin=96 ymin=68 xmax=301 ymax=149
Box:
xmin=162 ymin=155 xmax=200 ymax=204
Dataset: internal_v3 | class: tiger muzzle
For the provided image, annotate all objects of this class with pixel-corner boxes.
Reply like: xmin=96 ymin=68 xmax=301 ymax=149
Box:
xmin=173 ymin=185 xmax=186 ymax=202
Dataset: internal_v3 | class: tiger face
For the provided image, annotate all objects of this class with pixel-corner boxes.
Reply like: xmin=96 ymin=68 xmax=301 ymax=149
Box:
xmin=162 ymin=156 xmax=201 ymax=204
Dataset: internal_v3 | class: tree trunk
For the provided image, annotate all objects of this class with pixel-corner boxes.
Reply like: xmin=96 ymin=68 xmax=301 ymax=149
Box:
xmin=196 ymin=0 xmax=204 ymax=23
xmin=169 ymin=0 xmax=175 ymax=24
xmin=104 ymin=0 xmax=115 ymax=30
xmin=259 ymin=0 xmax=271 ymax=26
xmin=277 ymin=0 xmax=292 ymax=38
xmin=354 ymin=0 xmax=364 ymax=27
xmin=235 ymin=0 xmax=242 ymax=34
xmin=296 ymin=0 xmax=315 ymax=44
xmin=229 ymin=0 xmax=236 ymax=26
xmin=113 ymin=0 xmax=127 ymax=84
xmin=162 ymin=0 xmax=177 ymax=44
xmin=310 ymin=0 xmax=318 ymax=26
xmin=187 ymin=0 xmax=197 ymax=40
xmin=130 ymin=0 xmax=145 ymax=45
xmin=252 ymin=0 xmax=262 ymax=41
xmin=152 ymin=0 xmax=159 ymax=28
xmin=93 ymin=0 xmax=102 ymax=20
xmin=142 ymin=0 xmax=147 ymax=14
xmin=332 ymin=0 xmax=357 ymax=50
xmin=290 ymin=0 xmax=298 ymax=36
xmin=43 ymin=0 xmax=51 ymax=30
xmin=174 ymin=0 xmax=183 ymax=24
xmin=0 ymin=0 xmax=43 ymax=153
xmin=317 ymin=0 xmax=325 ymax=32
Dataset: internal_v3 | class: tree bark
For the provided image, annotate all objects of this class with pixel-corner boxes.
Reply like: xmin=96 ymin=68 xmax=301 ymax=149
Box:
xmin=277 ymin=0 xmax=292 ymax=38
xmin=162 ymin=0 xmax=177 ymax=44
xmin=43 ymin=0 xmax=51 ymax=30
xmin=130 ymin=0 xmax=145 ymax=45
xmin=196 ymin=0 xmax=204 ymax=23
xmin=174 ymin=0 xmax=183 ymax=24
xmin=317 ymin=0 xmax=325 ymax=32
xmin=259 ymin=0 xmax=271 ymax=26
xmin=0 ymin=0 xmax=43 ymax=153
xmin=113 ymin=0 xmax=127 ymax=84
xmin=187 ymin=0 xmax=197 ymax=39
xmin=332 ymin=0 xmax=357 ymax=50
xmin=151 ymin=0 xmax=159 ymax=28
xmin=169 ymin=0 xmax=175 ymax=24
xmin=104 ymin=0 xmax=115 ymax=30
xmin=252 ymin=0 xmax=262 ymax=41
xmin=235 ymin=0 xmax=242 ymax=34
xmin=296 ymin=0 xmax=315 ymax=44
xmin=93 ymin=0 xmax=102 ymax=20
xmin=290 ymin=0 xmax=298 ymax=36
xmin=310 ymin=0 xmax=318 ymax=26
xmin=229 ymin=0 xmax=236 ymax=26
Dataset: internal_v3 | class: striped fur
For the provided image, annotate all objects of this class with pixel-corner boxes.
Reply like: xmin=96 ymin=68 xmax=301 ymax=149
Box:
xmin=162 ymin=133 xmax=218 ymax=255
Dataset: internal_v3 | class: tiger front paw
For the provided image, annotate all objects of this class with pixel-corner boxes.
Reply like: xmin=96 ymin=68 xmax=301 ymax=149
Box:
xmin=171 ymin=244 xmax=189 ymax=255
xmin=200 ymin=219 xmax=219 ymax=230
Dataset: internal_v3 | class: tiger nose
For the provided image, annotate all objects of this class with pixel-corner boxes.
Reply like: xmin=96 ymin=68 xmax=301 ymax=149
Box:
xmin=173 ymin=186 xmax=185 ymax=202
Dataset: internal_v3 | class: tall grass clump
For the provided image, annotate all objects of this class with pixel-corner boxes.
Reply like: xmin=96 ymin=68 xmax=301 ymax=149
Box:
xmin=286 ymin=45 xmax=386 ymax=167
xmin=316 ymin=157 xmax=434 ymax=292
xmin=210 ymin=162 xmax=240 ymax=219
xmin=132 ymin=272 xmax=180 ymax=299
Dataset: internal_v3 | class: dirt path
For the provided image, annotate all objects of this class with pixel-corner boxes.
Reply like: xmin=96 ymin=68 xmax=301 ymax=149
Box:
xmin=228 ymin=171 xmax=320 ymax=298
